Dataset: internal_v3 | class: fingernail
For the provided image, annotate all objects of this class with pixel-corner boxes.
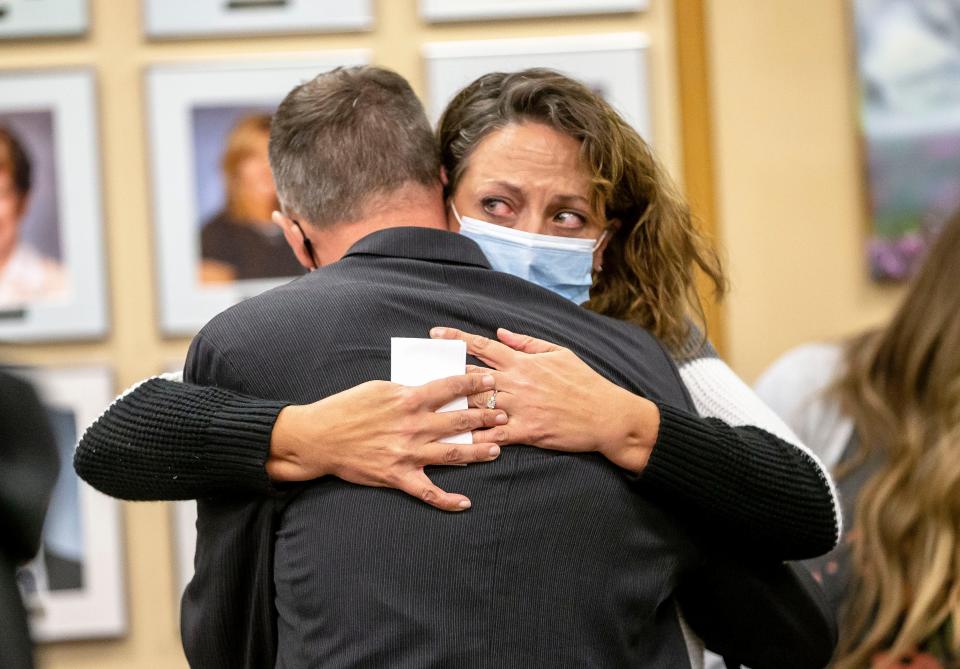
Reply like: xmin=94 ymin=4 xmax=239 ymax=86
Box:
xmin=488 ymin=445 xmax=501 ymax=457
xmin=481 ymin=374 xmax=495 ymax=388
xmin=431 ymin=327 xmax=446 ymax=337
xmin=458 ymin=499 xmax=472 ymax=510
xmin=495 ymin=412 xmax=507 ymax=424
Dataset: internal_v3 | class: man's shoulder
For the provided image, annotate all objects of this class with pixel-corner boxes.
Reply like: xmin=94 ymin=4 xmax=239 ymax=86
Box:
xmin=194 ymin=263 xmax=367 ymax=345
xmin=584 ymin=308 xmax=671 ymax=355
xmin=196 ymin=274 xmax=311 ymax=340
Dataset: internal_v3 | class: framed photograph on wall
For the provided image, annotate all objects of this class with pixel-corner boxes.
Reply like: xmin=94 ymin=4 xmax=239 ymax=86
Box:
xmin=0 ymin=0 xmax=87 ymax=39
xmin=11 ymin=365 xmax=125 ymax=642
xmin=143 ymin=0 xmax=372 ymax=39
xmin=423 ymin=33 xmax=652 ymax=140
xmin=853 ymin=0 xmax=960 ymax=281
xmin=420 ymin=0 xmax=646 ymax=22
xmin=0 ymin=69 xmax=108 ymax=342
xmin=147 ymin=53 xmax=368 ymax=335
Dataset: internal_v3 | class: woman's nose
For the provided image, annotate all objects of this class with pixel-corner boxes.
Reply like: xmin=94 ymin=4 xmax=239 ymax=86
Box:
xmin=514 ymin=212 xmax=547 ymax=235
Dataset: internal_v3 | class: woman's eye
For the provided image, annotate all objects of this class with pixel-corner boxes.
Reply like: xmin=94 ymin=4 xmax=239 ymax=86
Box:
xmin=481 ymin=198 xmax=514 ymax=217
xmin=554 ymin=211 xmax=587 ymax=227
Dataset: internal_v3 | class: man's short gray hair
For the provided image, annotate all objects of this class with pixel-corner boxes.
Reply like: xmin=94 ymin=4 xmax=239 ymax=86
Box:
xmin=269 ymin=66 xmax=440 ymax=226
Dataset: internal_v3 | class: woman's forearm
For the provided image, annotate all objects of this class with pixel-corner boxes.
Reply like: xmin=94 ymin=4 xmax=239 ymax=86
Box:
xmin=678 ymin=350 xmax=839 ymax=554
xmin=430 ymin=325 xmax=840 ymax=560
xmin=601 ymin=383 xmax=838 ymax=561
xmin=75 ymin=374 xmax=504 ymax=510
xmin=74 ymin=378 xmax=284 ymax=500
xmin=640 ymin=403 xmax=838 ymax=561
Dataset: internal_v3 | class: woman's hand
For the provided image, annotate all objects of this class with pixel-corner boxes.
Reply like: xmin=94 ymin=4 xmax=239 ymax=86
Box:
xmin=267 ymin=373 xmax=507 ymax=512
xmin=430 ymin=327 xmax=660 ymax=474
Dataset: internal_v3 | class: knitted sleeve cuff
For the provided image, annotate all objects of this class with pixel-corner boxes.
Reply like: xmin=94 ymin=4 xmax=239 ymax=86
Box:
xmin=203 ymin=388 xmax=289 ymax=494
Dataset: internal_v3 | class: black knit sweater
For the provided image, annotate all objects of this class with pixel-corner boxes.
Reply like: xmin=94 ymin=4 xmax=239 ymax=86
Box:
xmin=75 ymin=377 xmax=837 ymax=560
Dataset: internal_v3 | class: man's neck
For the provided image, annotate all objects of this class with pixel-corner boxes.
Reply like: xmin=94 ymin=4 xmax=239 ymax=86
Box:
xmin=312 ymin=184 xmax=449 ymax=266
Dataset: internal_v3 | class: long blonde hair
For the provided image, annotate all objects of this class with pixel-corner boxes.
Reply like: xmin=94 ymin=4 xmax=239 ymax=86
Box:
xmin=438 ymin=69 xmax=725 ymax=354
xmin=833 ymin=211 xmax=960 ymax=667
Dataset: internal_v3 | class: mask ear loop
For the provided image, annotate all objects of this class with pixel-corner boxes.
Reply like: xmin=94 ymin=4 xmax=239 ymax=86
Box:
xmin=592 ymin=228 xmax=609 ymax=273
xmin=592 ymin=229 xmax=609 ymax=252
xmin=449 ymin=202 xmax=464 ymax=226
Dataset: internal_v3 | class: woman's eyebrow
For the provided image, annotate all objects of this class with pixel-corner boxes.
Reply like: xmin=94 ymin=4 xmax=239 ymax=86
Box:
xmin=482 ymin=180 xmax=525 ymax=200
xmin=551 ymin=194 xmax=591 ymax=208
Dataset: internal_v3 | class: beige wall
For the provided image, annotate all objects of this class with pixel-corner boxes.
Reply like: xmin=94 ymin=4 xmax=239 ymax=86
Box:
xmin=0 ymin=2 xmax=681 ymax=667
xmin=706 ymin=0 xmax=904 ymax=381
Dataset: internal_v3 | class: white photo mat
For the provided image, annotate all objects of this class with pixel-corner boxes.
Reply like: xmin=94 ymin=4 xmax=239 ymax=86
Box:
xmin=172 ymin=500 xmax=197 ymax=597
xmin=146 ymin=53 xmax=369 ymax=336
xmin=0 ymin=0 xmax=87 ymax=39
xmin=0 ymin=69 xmax=108 ymax=341
xmin=143 ymin=0 xmax=372 ymax=39
xmin=420 ymin=0 xmax=646 ymax=22
xmin=14 ymin=365 xmax=125 ymax=642
xmin=423 ymin=33 xmax=652 ymax=141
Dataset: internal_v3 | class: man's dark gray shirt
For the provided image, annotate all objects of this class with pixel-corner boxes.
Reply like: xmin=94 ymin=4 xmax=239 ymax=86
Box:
xmin=183 ymin=228 xmax=711 ymax=667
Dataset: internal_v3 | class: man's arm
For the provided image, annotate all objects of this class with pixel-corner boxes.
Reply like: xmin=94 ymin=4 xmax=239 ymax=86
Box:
xmin=677 ymin=557 xmax=837 ymax=669
xmin=177 ymin=331 xmax=279 ymax=669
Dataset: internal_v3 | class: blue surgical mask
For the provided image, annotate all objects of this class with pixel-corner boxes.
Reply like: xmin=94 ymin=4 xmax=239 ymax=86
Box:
xmin=452 ymin=204 xmax=605 ymax=305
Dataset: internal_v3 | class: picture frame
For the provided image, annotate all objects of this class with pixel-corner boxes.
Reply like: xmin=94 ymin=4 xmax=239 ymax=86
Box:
xmin=0 ymin=0 xmax=87 ymax=39
xmin=146 ymin=53 xmax=369 ymax=336
xmin=851 ymin=0 xmax=960 ymax=281
xmin=420 ymin=0 xmax=646 ymax=23
xmin=423 ymin=33 xmax=652 ymax=140
xmin=143 ymin=0 xmax=372 ymax=39
xmin=0 ymin=68 xmax=108 ymax=342
xmin=11 ymin=365 xmax=126 ymax=642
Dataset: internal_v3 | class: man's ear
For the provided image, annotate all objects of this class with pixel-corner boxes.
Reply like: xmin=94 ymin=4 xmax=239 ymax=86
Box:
xmin=439 ymin=166 xmax=449 ymax=187
xmin=594 ymin=219 xmax=620 ymax=272
xmin=272 ymin=210 xmax=315 ymax=270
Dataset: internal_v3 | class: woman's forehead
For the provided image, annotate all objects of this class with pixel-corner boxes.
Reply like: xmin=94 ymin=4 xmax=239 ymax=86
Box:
xmin=464 ymin=122 xmax=591 ymax=190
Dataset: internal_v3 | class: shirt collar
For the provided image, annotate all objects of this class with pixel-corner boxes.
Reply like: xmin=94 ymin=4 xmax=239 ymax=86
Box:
xmin=342 ymin=227 xmax=491 ymax=269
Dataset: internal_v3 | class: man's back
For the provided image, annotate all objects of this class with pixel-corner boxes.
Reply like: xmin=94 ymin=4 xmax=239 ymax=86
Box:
xmin=185 ymin=228 xmax=701 ymax=668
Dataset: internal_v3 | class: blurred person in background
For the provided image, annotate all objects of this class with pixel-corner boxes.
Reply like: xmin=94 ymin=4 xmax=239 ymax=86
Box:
xmin=198 ymin=113 xmax=304 ymax=284
xmin=756 ymin=209 xmax=960 ymax=668
xmin=0 ymin=370 xmax=59 ymax=669
xmin=17 ymin=406 xmax=83 ymax=595
xmin=0 ymin=127 xmax=66 ymax=308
